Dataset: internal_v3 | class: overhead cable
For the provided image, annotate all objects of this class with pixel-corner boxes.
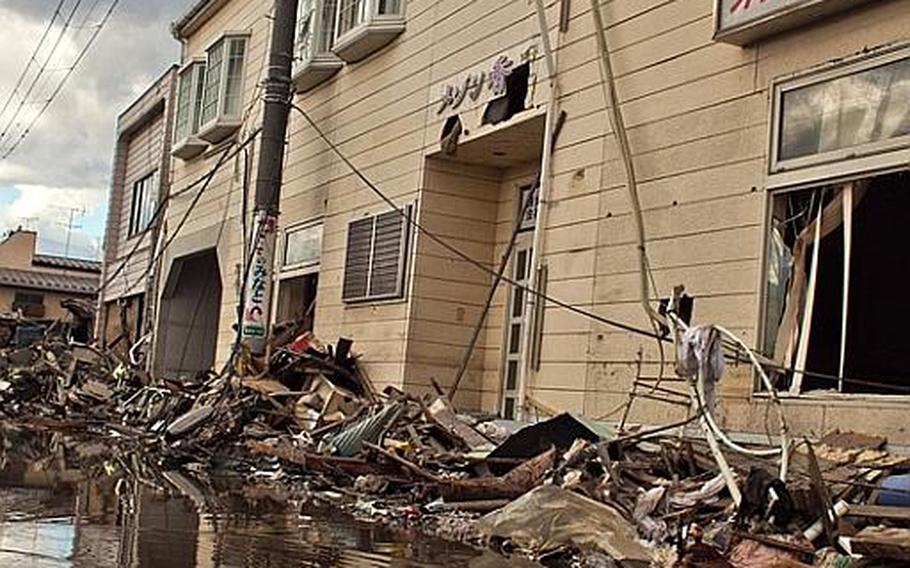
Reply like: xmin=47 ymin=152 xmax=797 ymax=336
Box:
xmin=290 ymin=103 xmax=910 ymax=397
xmin=0 ymin=0 xmax=66 ymax=126
xmin=2 ymin=0 xmax=118 ymax=161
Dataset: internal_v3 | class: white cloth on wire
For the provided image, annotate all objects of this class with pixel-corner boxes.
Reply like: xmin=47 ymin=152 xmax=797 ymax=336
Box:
xmin=676 ymin=325 xmax=725 ymax=409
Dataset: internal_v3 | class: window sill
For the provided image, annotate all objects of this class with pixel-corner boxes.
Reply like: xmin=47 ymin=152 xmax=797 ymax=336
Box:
xmin=198 ymin=117 xmax=242 ymax=144
xmin=171 ymin=136 xmax=207 ymax=160
xmin=342 ymin=295 xmax=407 ymax=307
xmin=752 ymin=390 xmax=910 ymax=404
xmin=293 ymin=54 xmax=343 ymax=93
xmin=332 ymin=17 xmax=405 ymax=63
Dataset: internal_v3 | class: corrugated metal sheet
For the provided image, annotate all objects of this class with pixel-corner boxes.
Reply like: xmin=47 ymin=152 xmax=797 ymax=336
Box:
xmin=327 ymin=402 xmax=402 ymax=457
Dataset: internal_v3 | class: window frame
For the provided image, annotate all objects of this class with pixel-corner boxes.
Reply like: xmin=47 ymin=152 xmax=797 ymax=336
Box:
xmin=757 ymin=174 xmax=910 ymax=400
xmin=199 ymin=33 xmax=249 ymax=138
xmin=173 ymin=59 xmax=206 ymax=144
xmin=341 ymin=206 xmax=412 ymax=304
xmin=280 ymin=219 xmax=324 ymax=276
xmin=768 ymin=45 xmax=910 ymax=189
xmin=128 ymin=170 xmax=159 ymax=238
xmin=334 ymin=0 xmax=405 ymax=46
xmin=296 ymin=0 xmax=340 ymax=64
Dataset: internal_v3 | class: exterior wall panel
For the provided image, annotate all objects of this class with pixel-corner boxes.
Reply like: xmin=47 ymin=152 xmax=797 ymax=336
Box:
xmin=166 ymin=0 xmax=910 ymax=444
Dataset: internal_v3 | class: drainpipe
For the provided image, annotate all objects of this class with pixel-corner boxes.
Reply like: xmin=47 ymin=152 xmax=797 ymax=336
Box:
xmin=518 ymin=0 xmax=560 ymax=418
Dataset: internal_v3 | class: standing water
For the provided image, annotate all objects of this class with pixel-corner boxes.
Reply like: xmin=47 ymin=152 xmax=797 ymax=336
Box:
xmin=0 ymin=425 xmax=533 ymax=567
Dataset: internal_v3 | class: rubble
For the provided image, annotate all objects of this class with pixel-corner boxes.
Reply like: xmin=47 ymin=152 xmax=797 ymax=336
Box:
xmin=1 ymin=328 xmax=909 ymax=568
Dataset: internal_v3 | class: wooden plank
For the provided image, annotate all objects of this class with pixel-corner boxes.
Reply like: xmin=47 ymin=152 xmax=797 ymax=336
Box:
xmin=847 ymin=505 xmax=910 ymax=522
xmin=839 ymin=184 xmax=853 ymax=388
xmin=792 ymin=198 xmax=824 ymax=394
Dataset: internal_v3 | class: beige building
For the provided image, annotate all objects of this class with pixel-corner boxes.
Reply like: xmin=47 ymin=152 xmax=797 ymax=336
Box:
xmin=99 ymin=67 xmax=177 ymax=360
xmin=155 ymin=0 xmax=910 ymax=444
xmin=0 ymin=229 xmax=99 ymax=323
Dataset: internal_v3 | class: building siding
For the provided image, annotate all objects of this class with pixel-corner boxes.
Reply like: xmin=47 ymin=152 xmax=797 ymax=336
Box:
xmin=164 ymin=0 xmax=910 ymax=444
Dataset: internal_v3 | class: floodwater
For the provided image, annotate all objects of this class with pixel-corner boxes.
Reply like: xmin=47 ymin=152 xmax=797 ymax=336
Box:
xmin=0 ymin=426 xmax=530 ymax=567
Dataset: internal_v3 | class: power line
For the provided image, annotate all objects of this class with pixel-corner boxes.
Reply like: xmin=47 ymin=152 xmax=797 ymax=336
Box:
xmin=290 ymin=103 xmax=910 ymax=397
xmin=0 ymin=0 xmax=66 ymax=125
xmin=0 ymin=0 xmax=83 ymax=151
xmin=1 ymin=0 xmax=118 ymax=161
xmin=98 ymin=128 xmax=261 ymax=295
xmin=290 ymin=103 xmax=662 ymax=340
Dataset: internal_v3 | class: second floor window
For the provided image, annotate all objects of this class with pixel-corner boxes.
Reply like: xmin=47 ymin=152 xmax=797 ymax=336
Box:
xmin=201 ymin=36 xmax=248 ymax=128
xmin=174 ymin=61 xmax=206 ymax=143
xmin=336 ymin=0 xmax=368 ymax=39
xmin=128 ymin=170 xmax=158 ymax=238
xmin=336 ymin=0 xmax=403 ymax=39
xmin=297 ymin=0 xmax=338 ymax=63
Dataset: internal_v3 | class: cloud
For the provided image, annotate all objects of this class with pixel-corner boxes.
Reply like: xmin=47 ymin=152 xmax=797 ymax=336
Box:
xmin=0 ymin=0 xmax=186 ymax=257
xmin=0 ymin=183 xmax=107 ymax=259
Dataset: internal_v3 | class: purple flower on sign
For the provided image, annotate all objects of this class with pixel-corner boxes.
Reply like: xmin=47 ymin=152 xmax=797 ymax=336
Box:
xmin=488 ymin=55 xmax=514 ymax=96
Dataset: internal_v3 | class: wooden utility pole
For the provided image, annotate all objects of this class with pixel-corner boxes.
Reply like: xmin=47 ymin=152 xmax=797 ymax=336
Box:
xmin=240 ymin=0 xmax=299 ymax=354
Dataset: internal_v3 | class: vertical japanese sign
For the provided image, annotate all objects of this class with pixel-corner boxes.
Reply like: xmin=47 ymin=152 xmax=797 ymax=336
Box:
xmin=241 ymin=211 xmax=278 ymax=353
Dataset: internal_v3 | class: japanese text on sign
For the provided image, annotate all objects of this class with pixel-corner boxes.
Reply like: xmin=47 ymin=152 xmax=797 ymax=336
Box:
xmin=437 ymin=46 xmax=538 ymax=115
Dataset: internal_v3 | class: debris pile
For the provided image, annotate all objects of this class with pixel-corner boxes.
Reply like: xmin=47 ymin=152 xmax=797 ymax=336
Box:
xmin=2 ymin=330 xmax=910 ymax=567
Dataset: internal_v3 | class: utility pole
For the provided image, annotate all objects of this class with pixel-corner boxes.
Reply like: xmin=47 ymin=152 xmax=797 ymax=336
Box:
xmin=240 ymin=0 xmax=299 ymax=355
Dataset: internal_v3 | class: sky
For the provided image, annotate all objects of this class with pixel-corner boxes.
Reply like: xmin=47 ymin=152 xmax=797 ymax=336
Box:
xmin=0 ymin=0 xmax=187 ymax=259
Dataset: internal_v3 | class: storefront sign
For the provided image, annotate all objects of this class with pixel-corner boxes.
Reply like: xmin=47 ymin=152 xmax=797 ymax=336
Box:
xmin=715 ymin=0 xmax=877 ymax=45
xmin=437 ymin=45 xmax=538 ymax=115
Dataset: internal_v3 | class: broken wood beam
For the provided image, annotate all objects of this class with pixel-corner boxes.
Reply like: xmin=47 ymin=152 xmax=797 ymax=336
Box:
xmin=846 ymin=504 xmax=910 ymax=522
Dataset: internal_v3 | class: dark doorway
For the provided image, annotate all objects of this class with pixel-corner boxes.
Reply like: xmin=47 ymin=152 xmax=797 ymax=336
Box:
xmin=155 ymin=250 xmax=222 ymax=379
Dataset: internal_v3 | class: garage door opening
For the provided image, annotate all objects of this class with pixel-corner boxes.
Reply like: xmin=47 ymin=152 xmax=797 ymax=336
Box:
xmin=155 ymin=250 xmax=222 ymax=380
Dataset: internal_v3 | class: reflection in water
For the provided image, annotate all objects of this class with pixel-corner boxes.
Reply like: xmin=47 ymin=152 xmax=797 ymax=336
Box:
xmin=0 ymin=426 xmax=524 ymax=567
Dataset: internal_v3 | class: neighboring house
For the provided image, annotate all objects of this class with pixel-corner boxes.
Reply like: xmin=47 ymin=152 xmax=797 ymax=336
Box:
xmin=98 ymin=66 xmax=177 ymax=362
xmin=158 ymin=0 xmax=910 ymax=444
xmin=0 ymin=229 xmax=100 ymax=322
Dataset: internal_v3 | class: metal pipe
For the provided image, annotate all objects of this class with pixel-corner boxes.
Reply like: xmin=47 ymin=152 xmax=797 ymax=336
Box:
xmin=588 ymin=0 xmax=662 ymax=328
xmin=520 ymin=0 xmax=561 ymax=418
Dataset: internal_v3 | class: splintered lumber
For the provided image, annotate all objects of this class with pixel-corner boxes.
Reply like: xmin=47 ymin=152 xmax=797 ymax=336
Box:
xmin=438 ymin=447 xmax=556 ymax=501
xmin=427 ymin=396 xmax=493 ymax=452
xmin=846 ymin=504 xmax=910 ymax=522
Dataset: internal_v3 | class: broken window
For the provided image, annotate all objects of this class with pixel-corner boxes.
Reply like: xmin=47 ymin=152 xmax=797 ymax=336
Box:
xmin=773 ymin=48 xmax=910 ymax=173
xmin=342 ymin=207 xmax=412 ymax=302
xmin=482 ymin=63 xmax=530 ymax=126
xmin=762 ymin=170 xmax=910 ymax=394
xmin=276 ymin=274 xmax=319 ymax=331
xmin=277 ymin=221 xmax=322 ymax=329
xmin=128 ymin=170 xmax=158 ymax=238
